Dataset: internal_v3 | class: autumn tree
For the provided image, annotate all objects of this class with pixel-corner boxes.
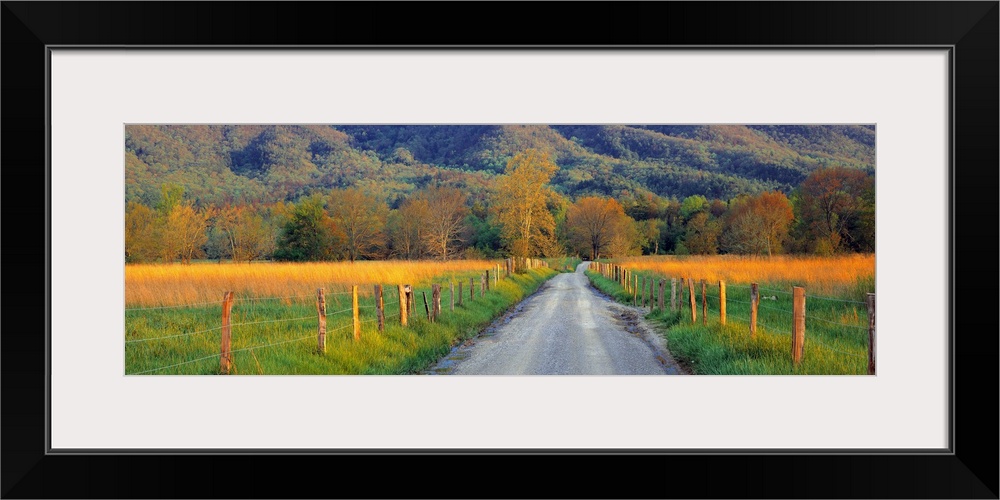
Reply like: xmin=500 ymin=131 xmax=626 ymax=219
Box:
xmin=387 ymin=196 xmax=430 ymax=259
xmin=606 ymin=217 xmax=643 ymax=257
xmin=565 ymin=196 xmax=627 ymax=260
xmin=792 ymin=167 xmax=875 ymax=254
xmin=124 ymin=201 xmax=158 ymax=263
xmin=720 ymin=191 xmax=794 ymax=256
xmin=491 ymin=148 xmax=559 ymax=258
xmin=165 ymin=204 xmax=210 ymax=264
xmin=212 ymin=205 xmax=276 ymax=263
xmin=328 ymin=187 xmax=388 ymax=262
xmin=418 ymin=186 xmax=468 ymax=260
xmin=682 ymin=212 xmax=721 ymax=255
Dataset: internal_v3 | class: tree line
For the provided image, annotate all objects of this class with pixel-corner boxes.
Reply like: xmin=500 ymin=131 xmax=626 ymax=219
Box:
xmin=125 ymin=149 xmax=875 ymax=264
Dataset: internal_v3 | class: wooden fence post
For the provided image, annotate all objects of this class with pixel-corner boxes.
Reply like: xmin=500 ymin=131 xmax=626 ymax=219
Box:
xmin=701 ymin=279 xmax=707 ymax=325
xmin=481 ymin=273 xmax=486 ymax=297
xmin=470 ymin=277 xmax=475 ymax=301
xmin=648 ymin=278 xmax=654 ymax=312
xmin=654 ymin=279 xmax=661 ymax=311
xmin=458 ymin=281 xmax=463 ymax=307
xmin=398 ymin=284 xmax=408 ymax=326
xmin=688 ymin=278 xmax=696 ymax=323
xmin=671 ymin=278 xmax=677 ymax=312
xmin=485 ymin=270 xmax=490 ymax=291
xmin=317 ymin=288 xmax=326 ymax=352
xmin=866 ymin=293 xmax=876 ymax=375
xmin=375 ymin=285 xmax=385 ymax=332
xmin=640 ymin=276 xmax=646 ymax=307
xmin=792 ymin=286 xmax=805 ymax=366
xmin=352 ymin=285 xmax=360 ymax=341
xmin=220 ymin=291 xmax=234 ymax=374
xmin=450 ymin=282 xmax=455 ymax=312
xmin=404 ymin=285 xmax=413 ymax=319
xmin=422 ymin=291 xmax=430 ymax=320
xmin=431 ymin=284 xmax=441 ymax=322
xmin=633 ymin=275 xmax=638 ymax=306
xmin=719 ymin=280 xmax=726 ymax=326
xmin=750 ymin=283 xmax=758 ymax=338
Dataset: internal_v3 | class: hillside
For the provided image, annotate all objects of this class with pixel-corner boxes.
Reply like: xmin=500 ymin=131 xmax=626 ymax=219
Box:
xmin=124 ymin=124 xmax=875 ymax=206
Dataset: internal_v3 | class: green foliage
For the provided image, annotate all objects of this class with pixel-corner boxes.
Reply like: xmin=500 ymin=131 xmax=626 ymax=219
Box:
xmin=125 ymin=125 xmax=875 ymax=208
xmin=156 ymin=183 xmax=185 ymax=216
xmin=679 ymin=194 xmax=709 ymax=219
xmin=273 ymin=195 xmax=336 ymax=261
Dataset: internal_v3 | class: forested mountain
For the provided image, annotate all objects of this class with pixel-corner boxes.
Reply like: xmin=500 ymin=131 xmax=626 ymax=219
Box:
xmin=125 ymin=124 xmax=875 ymax=207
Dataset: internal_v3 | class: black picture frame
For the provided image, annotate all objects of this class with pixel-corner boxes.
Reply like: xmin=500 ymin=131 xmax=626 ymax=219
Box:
xmin=3 ymin=2 xmax=996 ymax=498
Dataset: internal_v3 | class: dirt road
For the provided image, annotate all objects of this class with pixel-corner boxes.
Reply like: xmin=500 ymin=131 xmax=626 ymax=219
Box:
xmin=427 ymin=262 xmax=686 ymax=375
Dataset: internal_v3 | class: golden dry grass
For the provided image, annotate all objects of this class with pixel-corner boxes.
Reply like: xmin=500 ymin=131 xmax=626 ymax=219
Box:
xmin=125 ymin=260 xmax=502 ymax=307
xmin=612 ymin=254 xmax=874 ymax=296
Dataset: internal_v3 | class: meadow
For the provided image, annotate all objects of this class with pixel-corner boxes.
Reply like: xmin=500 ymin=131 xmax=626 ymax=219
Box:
xmin=125 ymin=260 xmax=558 ymax=375
xmin=587 ymin=254 xmax=875 ymax=375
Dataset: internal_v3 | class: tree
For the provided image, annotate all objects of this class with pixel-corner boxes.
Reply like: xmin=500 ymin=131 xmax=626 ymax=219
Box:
xmin=213 ymin=205 xmax=276 ymax=263
xmin=491 ymin=148 xmax=559 ymax=258
xmin=679 ymin=194 xmax=709 ymax=219
xmin=606 ymin=217 xmax=643 ymax=257
xmin=156 ymin=183 xmax=185 ymax=217
xmin=565 ymin=196 xmax=627 ymax=260
xmin=638 ymin=219 xmax=662 ymax=255
xmin=418 ymin=186 xmax=468 ymax=260
xmin=125 ymin=201 xmax=159 ymax=263
xmin=792 ymin=167 xmax=875 ymax=253
xmin=328 ymin=187 xmax=388 ymax=262
xmin=720 ymin=191 xmax=794 ymax=256
xmin=387 ymin=196 xmax=430 ymax=259
xmin=165 ymin=204 xmax=210 ymax=264
xmin=682 ymin=212 xmax=721 ymax=255
xmin=273 ymin=195 xmax=336 ymax=261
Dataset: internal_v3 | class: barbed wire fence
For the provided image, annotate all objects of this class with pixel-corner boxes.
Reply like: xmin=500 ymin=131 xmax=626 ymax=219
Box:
xmin=125 ymin=262 xmax=536 ymax=375
xmin=590 ymin=262 xmax=875 ymax=374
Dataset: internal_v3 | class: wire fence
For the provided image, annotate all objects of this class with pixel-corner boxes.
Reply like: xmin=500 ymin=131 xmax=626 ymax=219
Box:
xmin=607 ymin=266 xmax=874 ymax=371
xmin=125 ymin=271 xmax=507 ymax=375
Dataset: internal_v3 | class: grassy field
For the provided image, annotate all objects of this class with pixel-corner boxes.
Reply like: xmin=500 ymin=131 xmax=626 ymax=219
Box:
xmin=587 ymin=254 xmax=874 ymax=375
xmin=126 ymin=259 xmax=508 ymax=307
xmin=125 ymin=261 xmax=556 ymax=375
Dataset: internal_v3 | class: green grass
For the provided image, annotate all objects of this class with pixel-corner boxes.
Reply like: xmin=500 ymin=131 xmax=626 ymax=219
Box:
xmin=585 ymin=269 xmax=871 ymax=375
xmin=126 ymin=268 xmax=557 ymax=375
xmin=543 ymin=256 xmax=584 ymax=273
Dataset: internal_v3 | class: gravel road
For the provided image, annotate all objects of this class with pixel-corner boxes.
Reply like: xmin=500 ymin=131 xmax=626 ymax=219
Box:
xmin=427 ymin=262 xmax=686 ymax=375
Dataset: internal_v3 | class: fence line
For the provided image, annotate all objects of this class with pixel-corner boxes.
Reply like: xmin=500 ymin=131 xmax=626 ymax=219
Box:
xmin=237 ymin=293 xmax=316 ymax=302
xmin=127 ymin=265 xmax=514 ymax=374
xmin=756 ymin=303 xmax=793 ymax=315
xmin=805 ymin=315 xmax=869 ymax=330
xmin=126 ymin=325 xmax=224 ymax=343
xmin=126 ymin=288 xmax=390 ymax=312
xmin=804 ymin=294 xmax=867 ymax=305
xmin=593 ymin=264 xmax=874 ymax=371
